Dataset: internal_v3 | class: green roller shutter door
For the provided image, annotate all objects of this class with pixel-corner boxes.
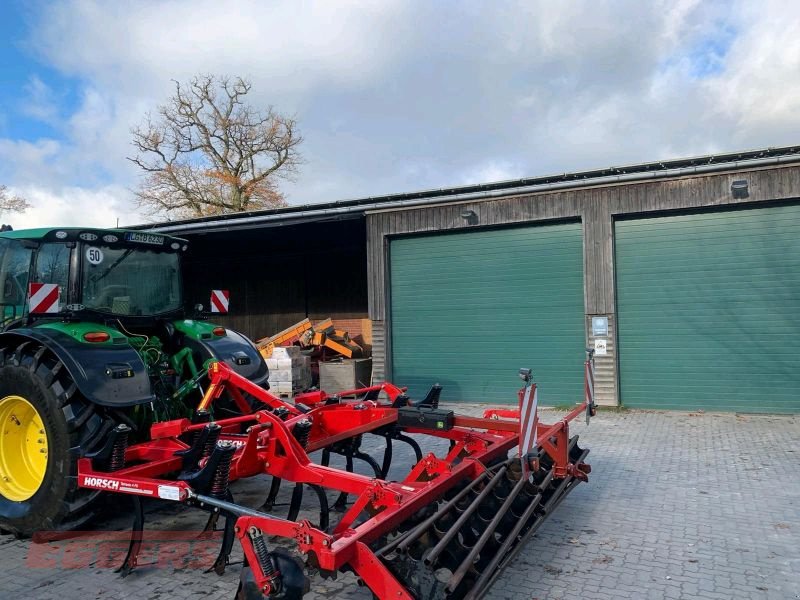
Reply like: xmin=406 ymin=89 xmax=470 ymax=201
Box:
xmin=616 ymin=204 xmax=800 ymax=413
xmin=389 ymin=223 xmax=585 ymax=404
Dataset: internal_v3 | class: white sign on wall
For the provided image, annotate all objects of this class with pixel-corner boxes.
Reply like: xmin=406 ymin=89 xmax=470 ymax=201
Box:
xmin=594 ymin=338 xmax=608 ymax=356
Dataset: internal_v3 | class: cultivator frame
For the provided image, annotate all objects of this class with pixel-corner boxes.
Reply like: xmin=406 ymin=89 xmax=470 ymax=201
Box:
xmin=76 ymin=355 xmax=596 ymax=600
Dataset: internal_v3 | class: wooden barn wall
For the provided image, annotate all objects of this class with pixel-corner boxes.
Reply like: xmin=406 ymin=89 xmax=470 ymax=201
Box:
xmin=367 ymin=164 xmax=800 ymax=402
xmin=182 ymin=219 xmax=368 ymax=341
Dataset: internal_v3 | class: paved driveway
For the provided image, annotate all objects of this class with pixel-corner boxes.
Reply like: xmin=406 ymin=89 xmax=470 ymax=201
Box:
xmin=1 ymin=409 xmax=797 ymax=600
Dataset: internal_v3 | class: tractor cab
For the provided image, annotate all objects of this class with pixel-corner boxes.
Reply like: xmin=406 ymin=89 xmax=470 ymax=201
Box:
xmin=0 ymin=228 xmax=187 ymax=325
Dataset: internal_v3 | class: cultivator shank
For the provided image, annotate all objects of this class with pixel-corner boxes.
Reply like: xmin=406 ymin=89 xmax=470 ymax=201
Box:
xmin=77 ymin=355 xmax=596 ymax=599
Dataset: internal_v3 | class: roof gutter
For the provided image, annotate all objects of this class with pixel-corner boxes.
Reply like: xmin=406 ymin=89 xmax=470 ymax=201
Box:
xmin=149 ymin=153 xmax=800 ymax=235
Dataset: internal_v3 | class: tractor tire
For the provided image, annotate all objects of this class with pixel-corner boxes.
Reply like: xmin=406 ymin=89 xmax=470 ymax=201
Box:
xmin=0 ymin=341 xmax=107 ymax=536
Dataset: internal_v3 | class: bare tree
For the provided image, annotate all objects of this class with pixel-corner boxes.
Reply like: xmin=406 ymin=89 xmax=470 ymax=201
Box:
xmin=0 ymin=185 xmax=31 ymax=216
xmin=130 ymin=75 xmax=302 ymax=218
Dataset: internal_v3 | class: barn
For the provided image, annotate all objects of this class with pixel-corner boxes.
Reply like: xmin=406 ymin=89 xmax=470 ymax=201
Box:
xmin=148 ymin=146 xmax=800 ymax=413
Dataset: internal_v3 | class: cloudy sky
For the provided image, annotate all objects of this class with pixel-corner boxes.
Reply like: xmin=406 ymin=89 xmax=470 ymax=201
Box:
xmin=1 ymin=0 xmax=799 ymax=228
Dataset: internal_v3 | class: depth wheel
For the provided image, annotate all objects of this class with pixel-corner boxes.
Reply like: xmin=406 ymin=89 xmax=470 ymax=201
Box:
xmin=0 ymin=341 xmax=106 ymax=536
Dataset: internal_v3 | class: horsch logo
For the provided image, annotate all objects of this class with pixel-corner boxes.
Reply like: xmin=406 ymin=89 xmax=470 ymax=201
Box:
xmin=81 ymin=476 xmax=120 ymax=490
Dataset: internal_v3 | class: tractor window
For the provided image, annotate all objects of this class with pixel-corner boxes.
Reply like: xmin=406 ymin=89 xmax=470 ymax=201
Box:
xmin=34 ymin=243 xmax=70 ymax=290
xmin=81 ymin=246 xmax=181 ymax=316
xmin=0 ymin=239 xmax=33 ymax=322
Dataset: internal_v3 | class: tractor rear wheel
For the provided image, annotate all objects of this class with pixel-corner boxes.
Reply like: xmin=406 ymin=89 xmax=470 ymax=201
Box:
xmin=0 ymin=341 xmax=106 ymax=536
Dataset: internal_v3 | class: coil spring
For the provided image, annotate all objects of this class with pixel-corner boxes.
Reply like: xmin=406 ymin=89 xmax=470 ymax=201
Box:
xmin=189 ymin=411 xmax=211 ymax=446
xmin=202 ymin=423 xmax=222 ymax=458
xmin=292 ymin=419 xmax=312 ymax=450
xmin=209 ymin=440 xmax=235 ymax=498
xmin=108 ymin=425 xmax=130 ymax=471
xmin=249 ymin=527 xmax=280 ymax=588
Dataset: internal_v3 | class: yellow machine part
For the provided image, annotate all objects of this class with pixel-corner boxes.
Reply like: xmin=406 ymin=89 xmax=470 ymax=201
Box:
xmin=0 ymin=395 xmax=48 ymax=501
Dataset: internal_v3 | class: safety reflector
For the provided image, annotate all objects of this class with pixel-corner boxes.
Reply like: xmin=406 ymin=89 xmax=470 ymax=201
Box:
xmin=29 ymin=283 xmax=60 ymax=314
xmin=210 ymin=289 xmax=230 ymax=314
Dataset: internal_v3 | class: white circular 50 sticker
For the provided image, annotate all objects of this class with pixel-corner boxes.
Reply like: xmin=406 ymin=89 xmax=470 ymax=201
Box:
xmin=86 ymin=247 xmax=104 ymax=265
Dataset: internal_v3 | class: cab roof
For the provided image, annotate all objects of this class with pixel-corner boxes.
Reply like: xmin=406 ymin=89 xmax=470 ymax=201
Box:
xmin=0 ymin=227 xmax=187 ymax=247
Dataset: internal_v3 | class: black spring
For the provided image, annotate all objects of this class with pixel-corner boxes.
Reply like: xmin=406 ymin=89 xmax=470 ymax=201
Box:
xmin=108 ymin=424 xmax=130 ymax=472
xmin=250 ymin=528 xmax=280 ymax=587
xmin=292 ymin=419 xmax=312 ymax=450
xmin=202 ymin=423 xmax=222 ymax=458
xmin=209 ymin=440 xmax=235 ymax=498
xmin=273 ymin=407 xmax=290 ymax=421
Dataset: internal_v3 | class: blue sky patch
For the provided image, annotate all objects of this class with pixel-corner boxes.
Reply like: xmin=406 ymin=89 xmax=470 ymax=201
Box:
xmin=0 ymin=1 xmax=81 ymax=141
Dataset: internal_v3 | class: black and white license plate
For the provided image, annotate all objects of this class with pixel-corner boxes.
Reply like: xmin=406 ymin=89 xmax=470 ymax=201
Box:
xmin=125 ymin=232 xmax=165 ymax=245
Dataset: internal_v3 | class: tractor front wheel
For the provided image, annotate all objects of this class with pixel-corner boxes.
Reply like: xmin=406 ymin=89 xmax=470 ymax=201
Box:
xmin=0 ymin=342 xmax=106 ymax=536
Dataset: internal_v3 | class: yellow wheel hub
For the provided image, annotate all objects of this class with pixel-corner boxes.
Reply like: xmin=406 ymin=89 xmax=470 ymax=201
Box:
xmin=0 ymin=395 xmax=48 ymax=501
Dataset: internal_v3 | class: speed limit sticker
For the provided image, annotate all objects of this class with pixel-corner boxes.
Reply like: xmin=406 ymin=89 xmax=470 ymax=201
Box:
xmin=86 ymin=247 xmax=104 ymax=265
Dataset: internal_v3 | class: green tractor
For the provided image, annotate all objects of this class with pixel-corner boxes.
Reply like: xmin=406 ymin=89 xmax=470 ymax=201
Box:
xmin=0 ymin=227 xmax=268 ymax=535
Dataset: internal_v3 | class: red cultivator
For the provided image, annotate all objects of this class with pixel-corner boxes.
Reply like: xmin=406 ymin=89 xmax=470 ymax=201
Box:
xmin=77 ymin=353 xmax=596 ymax=599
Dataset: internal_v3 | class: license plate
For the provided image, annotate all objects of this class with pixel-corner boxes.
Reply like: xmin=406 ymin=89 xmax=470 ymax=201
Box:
xmin=125 ymin=232 xmax=165 ymax=246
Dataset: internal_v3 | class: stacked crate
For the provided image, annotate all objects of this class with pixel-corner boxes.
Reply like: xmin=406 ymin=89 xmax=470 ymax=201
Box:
xmin=265 ymin=346 xmax=312 ymax=396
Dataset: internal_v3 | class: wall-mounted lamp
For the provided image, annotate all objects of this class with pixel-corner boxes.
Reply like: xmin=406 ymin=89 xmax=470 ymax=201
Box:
xmin=731 ymin=179 xmax=749 ymax=199
xmin=460 ymin=209 xmax=478 ymax=225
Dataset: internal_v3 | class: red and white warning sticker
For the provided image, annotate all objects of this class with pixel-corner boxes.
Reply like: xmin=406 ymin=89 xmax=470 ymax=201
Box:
xmin=29 ymin=283 xmax=60 ymax=314
xmin=210 ymin=289 xmax=230 ymax=313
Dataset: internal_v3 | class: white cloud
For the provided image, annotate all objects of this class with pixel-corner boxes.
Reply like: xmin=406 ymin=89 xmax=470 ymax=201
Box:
xmin=1 ymin=185 xmax=140 ymax=230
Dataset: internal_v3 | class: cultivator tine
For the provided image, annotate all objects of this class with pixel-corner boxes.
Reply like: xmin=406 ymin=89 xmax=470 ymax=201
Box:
xmin=307 ymin=484 xmax=331 ymax=532
xmin=354 ymin=450 xmax=383 ymax=478
xmin=396 ymin=433 xmax=423 ymax=463
xmin=332 ymin=452 xmax=354 ymax=512
xmin=117 ymin=496 xmax=144 ymax=577
xmin=286 ymin=483 xmax=304 ymax=522
xmin=202 ymin=511 xmax=220 ymax=534
xmin=210 ymin=508 xmax=237 ymax=576
xmin=260 ymin=477 xmax=282 ymax=512
xmin=380 ymin=436 xmax=393 ymax=478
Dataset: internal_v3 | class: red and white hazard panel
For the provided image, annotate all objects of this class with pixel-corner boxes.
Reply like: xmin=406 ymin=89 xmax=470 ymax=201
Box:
xmin=210 ymin=289 xmax=230 ymax=314
xmin=29 ymin=283 xmax=60 ymax=314
xmin=518 ymin=381 xmax=539 ymax=475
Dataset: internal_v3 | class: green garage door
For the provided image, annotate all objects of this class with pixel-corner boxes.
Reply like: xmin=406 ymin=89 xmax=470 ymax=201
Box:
xmin=616 ymin=204 xmax=800 ymax=413
xmin=390 ymin=223 xmax=585 ymax=404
